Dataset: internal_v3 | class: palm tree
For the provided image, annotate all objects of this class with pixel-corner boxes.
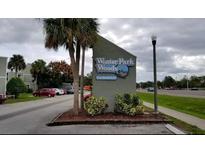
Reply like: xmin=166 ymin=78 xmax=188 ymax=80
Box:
xmin=78 ymin=19 xmax=98 ymax=108
xmin=43 ymin=18 xmax=98 ymax=115
xmin=30 ymin=59 xmax=47 ymax=89
xmin=8 ymin=54 xmax=26 ymax=77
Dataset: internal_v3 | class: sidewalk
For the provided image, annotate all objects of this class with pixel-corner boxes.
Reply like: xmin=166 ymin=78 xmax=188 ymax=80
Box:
xmin=144 ymin=102 xmax=205 ymax=130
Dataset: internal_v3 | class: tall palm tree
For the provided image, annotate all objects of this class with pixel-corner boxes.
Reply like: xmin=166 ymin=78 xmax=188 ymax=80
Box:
xmin=30 ymin=59 xmax=47 ymax=89
xmin=78 ymin=19 xmax=98 ymax=108
xmin=43 ymin=18 xmax=98 ymax=115
xmin=8 ymin=54 xmax=26 ymax=77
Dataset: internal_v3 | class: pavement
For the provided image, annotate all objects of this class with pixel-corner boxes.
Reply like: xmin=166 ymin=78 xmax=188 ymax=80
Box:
xmin=137 ymin=89 xmax=205 ymax=98
xmin=0 ymin=95 xmax=175 ymax=134
xmin=144 ymin=102 xmax=205 ymax=130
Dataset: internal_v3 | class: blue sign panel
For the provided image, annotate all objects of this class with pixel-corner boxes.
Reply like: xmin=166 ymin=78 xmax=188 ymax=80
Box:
xmin=96 ymin=75 xmax=117 ymax=80
xmin=95 ymin=58 xmax=134 ymax=80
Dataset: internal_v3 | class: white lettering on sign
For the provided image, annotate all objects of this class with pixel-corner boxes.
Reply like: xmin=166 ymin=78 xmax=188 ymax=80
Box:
xmin=95 ymin=57 xmax=135 ymax=79
xmin=95 ymin=58 xmax=134 ymax=66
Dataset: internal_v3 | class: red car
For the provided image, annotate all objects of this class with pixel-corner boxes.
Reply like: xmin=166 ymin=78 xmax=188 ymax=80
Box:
xmin=0 ymin=94 xmax=7 ymax=104
xmin=33 ymin=88 xmax=56 ymax=97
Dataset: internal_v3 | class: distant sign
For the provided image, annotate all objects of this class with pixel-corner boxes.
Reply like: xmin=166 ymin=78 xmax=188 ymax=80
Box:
xmin=95 ymin=58 xmax=135 ymax=80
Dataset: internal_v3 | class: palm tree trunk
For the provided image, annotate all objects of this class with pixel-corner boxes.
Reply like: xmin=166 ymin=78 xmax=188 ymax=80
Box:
xmin=68 ymin=44 xmax=80 ymax=115
xmin=80 ymin=47 xmax=85 ymax=109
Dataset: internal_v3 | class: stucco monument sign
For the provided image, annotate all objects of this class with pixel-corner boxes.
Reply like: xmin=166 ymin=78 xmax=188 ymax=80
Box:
xmin=92 ymin=36 xmax=136 ymax=112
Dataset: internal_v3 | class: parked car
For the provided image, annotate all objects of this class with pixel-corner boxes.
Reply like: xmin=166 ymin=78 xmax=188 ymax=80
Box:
xmin=66 ymin=86 xmax=74 ymax=94
xmin=53 ymin=88 xmax=64 ymax=95
xmin=0 ymin=94 xmax=7 ymax=104
xmin=59 ymin=89 xmax=65 ymax=95
xmin=147 ymin=87 xmax=154 ymax=92
xmin=191 ymin=87 xmax=199 ymax=91
xmin=33 ymin=88 xmax=56 ymax=97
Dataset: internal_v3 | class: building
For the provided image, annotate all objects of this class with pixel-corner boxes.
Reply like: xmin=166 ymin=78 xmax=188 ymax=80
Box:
xmin=7 ymin=64 xmax=37 ymax=91
xmin=0 ymin=56 xmax=37 ymax=92
xmin=0 ymin=57 xmax=8 ymax=94
xmin=92 ymin=36 xmax=136 ymax=112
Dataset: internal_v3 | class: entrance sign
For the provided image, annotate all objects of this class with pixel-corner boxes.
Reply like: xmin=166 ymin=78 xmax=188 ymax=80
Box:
xmin=92 ymin=36 xmax=136 ymax=112
xmin=95 ymin=58 xmax=135 ymax=79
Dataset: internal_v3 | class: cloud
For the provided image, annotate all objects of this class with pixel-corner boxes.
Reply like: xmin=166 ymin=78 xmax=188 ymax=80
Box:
xmin=1 ymin=18 xmax=205 ymax=81
xmin=98 ymin=18 xmax=205 ymax=81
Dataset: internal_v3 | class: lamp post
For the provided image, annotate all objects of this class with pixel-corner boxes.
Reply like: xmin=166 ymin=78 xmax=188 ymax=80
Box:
xmin=185 ymin=75 xmax=189 ymax=90
xmin=151 ymin=35 xmax=158 ymax=113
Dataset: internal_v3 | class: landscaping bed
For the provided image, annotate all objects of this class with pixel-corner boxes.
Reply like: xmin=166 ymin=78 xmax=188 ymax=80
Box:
xmin=47 ymin=109 xmax=170 ymax=126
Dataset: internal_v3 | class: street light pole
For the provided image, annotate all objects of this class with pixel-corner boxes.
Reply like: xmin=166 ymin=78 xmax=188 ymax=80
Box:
xmin=151 ymin=35 xmax=158 ymax=113
xmin=186 ymin=75 xmax=189 ymax=90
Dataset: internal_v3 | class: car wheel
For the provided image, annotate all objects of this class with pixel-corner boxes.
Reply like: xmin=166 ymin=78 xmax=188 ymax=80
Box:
xmin=48 ymin=94 xmax=51 ymax=97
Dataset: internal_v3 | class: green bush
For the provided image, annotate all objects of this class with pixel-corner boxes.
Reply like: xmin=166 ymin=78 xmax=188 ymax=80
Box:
xmin=115 ymin=93 xmax=144 ymax=116
xmin=6 ymin=77 xmax=27 ymax=98
xmin=84 ymin=96 xmax=108 ymax=116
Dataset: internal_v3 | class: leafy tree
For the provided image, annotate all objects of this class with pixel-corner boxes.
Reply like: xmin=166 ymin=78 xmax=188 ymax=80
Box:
xmin=47 ymin=61 xmax=73 ymax=87
xmin=83 ymin=73 xmax=92 ymax=86
xmin=200 ymin=76 xmax=205 ymax=87
xmin=43 ymin=18 xmax=99 ymax=115
xmin=157 ymin=81 xmax=163 ymax=89
xmin=190 ymin=75 xmax=201 ymax=88
xmin=8 ymin=54 xmax=26 ymax=77
xmin=163 ymin=76 xmax=176 ymax=88
xmin=48 ymin=60 xmax=73 ymax=83
xmin=139 ymin=81 xmax=153 ymax=88
xmin=7 ymin=77 xmax=27 ymax=98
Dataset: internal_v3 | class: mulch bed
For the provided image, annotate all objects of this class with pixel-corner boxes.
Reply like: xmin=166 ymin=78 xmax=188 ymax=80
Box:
xmin=47 ymin=109 xmax=171 ymax=126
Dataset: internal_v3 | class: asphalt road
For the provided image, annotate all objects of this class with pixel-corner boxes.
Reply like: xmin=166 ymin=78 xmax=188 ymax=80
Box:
xmin=0 ymin=95 xmax=173 ymax=134
xmin=137 ymin=89 xmax=205 ymax=98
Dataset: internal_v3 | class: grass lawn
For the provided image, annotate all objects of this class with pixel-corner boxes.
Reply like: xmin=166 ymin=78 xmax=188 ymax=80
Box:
xmin=138 ymin=92 xmax=205 ymax=119
xmin=5 ymin=93 xmax=43 ymax=104
xmin=143 ymin=106 xmax=205 ymax=134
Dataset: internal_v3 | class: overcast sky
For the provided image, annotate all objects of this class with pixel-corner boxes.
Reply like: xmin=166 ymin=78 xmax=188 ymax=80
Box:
xmin=0 ymin=18 xmax=205 ymax=82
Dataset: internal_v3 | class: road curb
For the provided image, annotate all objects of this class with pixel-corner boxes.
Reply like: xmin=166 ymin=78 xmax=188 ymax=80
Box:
xmin=165 ymin=124 xmax=186 ymax=134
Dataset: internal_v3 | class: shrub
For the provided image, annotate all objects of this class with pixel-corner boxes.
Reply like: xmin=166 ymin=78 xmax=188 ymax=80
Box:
xmin=84 ymin=96 xmax=108 ymax=116
xmin=115 ymin=93 xmax=144 ymax=116
xmin=123 ymin=93 xmax=132 ymax=104
xmin=6 ymin=77 xmax=27 ymax=98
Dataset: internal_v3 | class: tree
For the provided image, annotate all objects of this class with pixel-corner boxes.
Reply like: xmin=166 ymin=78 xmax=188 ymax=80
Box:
xmin=190 ymin=75 xmax=201 ymax=88
xmin=7 ymin=77 xmax=27 ymax=98
xmin=163 ymin=76 xmax=176 ymax=88
xmin=48 ymin=60 xmax=73 ymax=83
xmin=48 ymin=61 xmax=73 ymax=87
xmin=30 ymin=59 xmax=47 ymax=89
xmin=79 ymin=19 xmax=98 ymax=108
xmin=43 ymin=18 xmax=99 ymax=115
xmin=8 ymin=54 xmax=26 ymax=77
xmin=83 ymin=73 xmax=92 ymax=86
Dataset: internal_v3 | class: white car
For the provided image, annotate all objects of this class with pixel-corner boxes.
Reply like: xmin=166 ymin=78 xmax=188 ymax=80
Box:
xmin=54 ymin=88 xmax=64 ymax=95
